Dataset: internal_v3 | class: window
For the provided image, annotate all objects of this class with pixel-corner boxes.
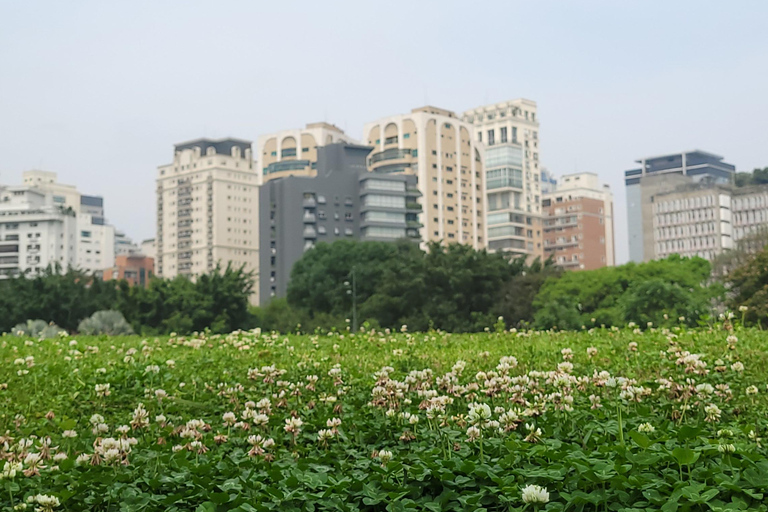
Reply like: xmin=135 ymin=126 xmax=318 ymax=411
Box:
xmin=363 ymin=195 xmax=406 ymax=208
xmin=364 ymin=226 xmax=406 ymax=238
xmin=364 ymin=179 xmax=405 ymax=192
xmin=487 ymin=130 xmax=495 ymax=146
xmin=500 ymin=127 xmax=508 ymax=143
xmin=478 ymin=132 xmax=482 ymax=142
xmin=364 ymin=211 xmax=403 ymax=223
xmin=403 ymin=133 xmax=410 ymax=139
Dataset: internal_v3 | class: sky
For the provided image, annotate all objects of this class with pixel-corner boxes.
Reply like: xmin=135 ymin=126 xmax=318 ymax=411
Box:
xmin=1 ymin=1 xmax=767 ymax=263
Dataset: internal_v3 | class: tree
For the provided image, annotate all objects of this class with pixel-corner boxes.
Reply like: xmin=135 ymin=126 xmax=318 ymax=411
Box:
xmin=533 ymin=256 xmax=714 ymax=329
xmin=727 ymin=246 xmax=768 ymax=324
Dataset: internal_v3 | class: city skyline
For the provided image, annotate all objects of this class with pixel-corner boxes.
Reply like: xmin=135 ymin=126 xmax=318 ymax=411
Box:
xmin=1 ymin=2 xmax=767 ymax=263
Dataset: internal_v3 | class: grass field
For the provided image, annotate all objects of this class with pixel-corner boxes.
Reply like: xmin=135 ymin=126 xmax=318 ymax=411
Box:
xmin=1 ymin=324 xmax=767 ymax=511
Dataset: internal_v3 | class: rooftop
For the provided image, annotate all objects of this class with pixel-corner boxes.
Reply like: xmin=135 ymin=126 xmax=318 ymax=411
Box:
xmin=635 ymin=149 xmax=724 ymax=164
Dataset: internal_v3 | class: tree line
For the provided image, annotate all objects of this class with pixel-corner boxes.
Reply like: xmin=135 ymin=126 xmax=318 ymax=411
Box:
xmin=0 ymin=264 xmax=254 ymax=335
xmin=4 ymin=239 xmax=768 ymax=335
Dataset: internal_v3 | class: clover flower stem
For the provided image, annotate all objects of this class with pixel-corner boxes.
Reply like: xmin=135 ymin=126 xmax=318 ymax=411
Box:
xmin=5 ymin=480 xmax=14 ymax=509
xmin=617 ymin=406 xmax=625 ymax=447
xmin=479 ymin=434 xmax=484 ymax=463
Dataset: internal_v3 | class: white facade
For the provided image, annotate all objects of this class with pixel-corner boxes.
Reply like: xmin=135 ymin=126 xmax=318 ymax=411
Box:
xmin=652 ymin=191 xmax=733 ymax=261
xmin=115 ymin=230 xmax=140 ymax=256
xmin=363 ymin=106 xmax=487 ymax=249
xmin=156 ymin=138 xmax=259 ymax=302
xmin=77 ymin=214 xmax=115 ymax=276
xmin=22 ymin=170 xmax=81 ymax=211
xmin=140 ymin=238 xmax=156 ymax=261
xmin=0 ymin=187 xmax=77 ymax=278
xmin=463 ymin=99 xmax=542 ymax=257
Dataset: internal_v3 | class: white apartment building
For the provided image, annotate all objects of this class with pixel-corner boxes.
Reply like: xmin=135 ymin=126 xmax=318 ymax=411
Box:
xmin=257 ymin=122 xmax=355 ymax=183
xmin=0 ymin=186 xmax=77 ymax=278
xmin=362 ymin=106 xmax=487 ymax=249
xmin=21 ymin=170 xmax=116 ymax=275
xmin=462 ymin=99 xmax=542 ymax=258
xmin=156 ymin=138 xmax=259 ymax=301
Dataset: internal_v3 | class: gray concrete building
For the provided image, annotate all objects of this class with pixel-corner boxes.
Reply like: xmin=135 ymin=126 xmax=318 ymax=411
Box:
xmin=259 ymin=142 xmax=421 ymax=302
xmin=625 ymin=150 xmax=735 ymax=262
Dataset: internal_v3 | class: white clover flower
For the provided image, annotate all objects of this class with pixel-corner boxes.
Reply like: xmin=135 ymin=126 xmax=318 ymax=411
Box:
xmin=704 ymin=403 xmax=722 ymax=423
xmin=75 ymin=454 xmax=90 ymax=466
xmin=144 ymin=365 xmax=160 ymax=374
xmin=62 ymin=430 xmax=77 ymax=439
xmin=222 ymin=412 xmax=237 ymax=426
xmin=53 ymin=452 xmax=68 ymax=462
xmin=726 ymin=335 xmax=738 ymax=344
xmin=378 ymin=449 xmax=393 ymax=464
xmin=155 ymin=414 xmax=167 ymax=424
xmin=172 ymin=445 xmax=184 ymax=453
xmin=408 ymin=414 xmax=419 ymax=425
xmin=739 ymin=305 xmax=748 ymax=312
xmin=165 ymin=360 xmax=176 ymax=368
xmin=95 ymin=383 xmax=111 ymax=398
xmin=638 ymin=422 xmax=655 ymax=433
xmin=718 ymin=443 xmax=736 ymax=454
xmin=521 ymin=484 xmax=550 ymax=504
xmin=587 ymin=347 xmax=598 ymax=358
xmin=746 ymin=385 xmax=758 ymax=395
xmin=731 ymin=362 xmax=745 ymax=372
xmin=466 ymin=426 xmax=481 ymax=442
xmin=1 ymin=461 xmax=23 ymax=479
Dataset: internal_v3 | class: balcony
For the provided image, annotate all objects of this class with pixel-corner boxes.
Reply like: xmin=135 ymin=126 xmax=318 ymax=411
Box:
xmin=370 ymin=148 xmax=413 ymax=164
xmin=303 ymin=213 xmax=316 ymax=223
xmin=302 ymin=197 xmax=317 ymax=208
xmin=303 ymin=227 xmax=317 ymax=239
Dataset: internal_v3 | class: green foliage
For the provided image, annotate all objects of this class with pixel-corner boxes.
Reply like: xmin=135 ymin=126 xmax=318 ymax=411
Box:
xmin=0 ymin=263 xmax=255 ymax=335
xmin=287 ymin=240 xmax=538 ymax=332
xmin=77 ymin=310 xmax=135 ymax=336
xmin=1 ymin=326 xmax=767 ymax=510
xmin=727 ymin=246 xmax=768 ymax=324
xmin=533 ymin=255 xmax=714 ymax=329
xmin=734 ymin=166 xmax=768 ymax=187
xmin=11 ymin=319 xmax=66 ymax=338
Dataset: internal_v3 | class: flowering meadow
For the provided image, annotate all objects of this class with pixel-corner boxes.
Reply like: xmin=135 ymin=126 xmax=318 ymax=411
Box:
xmin=1 ymin=323 xmax=768 ymax=511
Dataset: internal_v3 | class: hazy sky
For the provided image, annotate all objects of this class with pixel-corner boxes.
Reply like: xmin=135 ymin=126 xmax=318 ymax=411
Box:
xmin=2 ymin=1 xmax=767 ymax=263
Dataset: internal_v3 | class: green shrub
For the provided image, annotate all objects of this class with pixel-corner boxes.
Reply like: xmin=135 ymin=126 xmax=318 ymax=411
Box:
xmin=11 ymin=319 xmax=66 ymax=338
xmin=78 ymin=310 xmax=135 ymax=336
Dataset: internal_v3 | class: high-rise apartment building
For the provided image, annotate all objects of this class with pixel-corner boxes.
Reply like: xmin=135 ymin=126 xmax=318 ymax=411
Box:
xmin=463 ymin=99 xmax=542 ymax=259
xmin=542 ymin=173 xmax=614 ymax=270
xmin=257 ymin=123 xmax=355 ymax=183
xmin=156 ymin=138 xmax=259 ymax=301
xmin=363 ymin=106 xmax=486 ymax=249
xmin=0 ymin=186 xmax=77 ymax=278
xmin=260 ymin=142 xmax=420 ymax=301
xmin=625 ymin=150 xmax=735 ymax=262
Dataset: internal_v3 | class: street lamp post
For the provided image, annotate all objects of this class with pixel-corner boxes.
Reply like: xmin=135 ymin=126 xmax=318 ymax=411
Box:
xmin=344 ymin=267 xmax=358 ymax=333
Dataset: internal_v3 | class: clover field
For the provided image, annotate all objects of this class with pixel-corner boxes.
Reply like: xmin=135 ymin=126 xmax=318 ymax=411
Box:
xmin=1 ymin=324 xmax=768 ymax=511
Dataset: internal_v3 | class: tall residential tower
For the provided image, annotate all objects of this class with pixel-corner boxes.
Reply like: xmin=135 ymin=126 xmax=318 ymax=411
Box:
xmin=363 ymin=106 xmax=486 ymax=249
xmin=156 ymin=138 xmax=259 ymax=300
xmin=463 ymin=99 xmax=542 ymax=259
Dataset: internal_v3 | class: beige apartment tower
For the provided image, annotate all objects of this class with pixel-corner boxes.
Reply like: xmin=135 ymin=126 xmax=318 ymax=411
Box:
xmin=257 ymin=123 xmax=355 ymax=183
xmin=463 ymin=99 xmax=543 ymax=259
xmin=156 ymin=138 xmax=259 ymax=301
xmin=362 ymin=106 xmax=486 ymax=249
